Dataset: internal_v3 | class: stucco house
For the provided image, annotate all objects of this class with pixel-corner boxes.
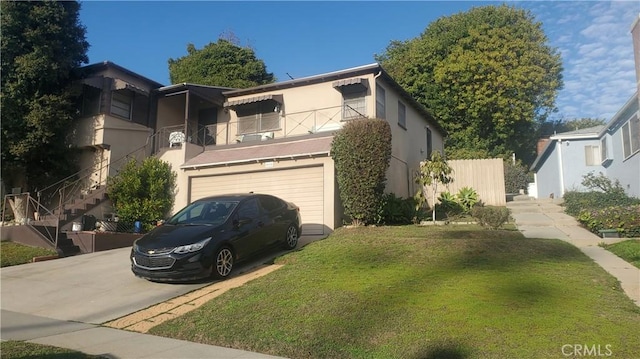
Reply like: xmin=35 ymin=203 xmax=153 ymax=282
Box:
xmin=530 ymin=93 xmax=639 ymax=199
xmin=530 ymin=15 xmax=640 ymax=200
xmin=56 ymin=62 xmax=445 ymax=236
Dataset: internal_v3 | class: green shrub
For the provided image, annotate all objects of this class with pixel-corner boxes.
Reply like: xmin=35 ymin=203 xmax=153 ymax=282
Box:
xmin=331 ymin=119 xmax=392 ymax=226
xmin=563 ymin=191 xmax=639 ymax=217
xmin=471 ymin=205 xmax=511 ymax=229
xmin=381 ymin=193 xmax=425 ymax=225
xmin=578 ymin=205 xmax=640 ymax=238
xmin=456 ymin=187 xmax=479 ymax=213
xmin=504 ymin=161 xmax=531 ymax=194
xmin=436 ymin=191 xmax=464 ymax=219
xmin=107 ymin=157 xmax=177 ymax=232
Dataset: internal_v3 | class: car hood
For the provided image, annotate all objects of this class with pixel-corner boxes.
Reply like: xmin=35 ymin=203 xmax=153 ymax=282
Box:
xmin=135 ymin=224 xmax=221 ymax=251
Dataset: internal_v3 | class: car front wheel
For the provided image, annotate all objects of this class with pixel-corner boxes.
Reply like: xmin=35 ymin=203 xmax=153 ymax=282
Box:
xmin=283 ymin=224 xmax=299 ymax=250
xmin=213 ymin=246 xmax=234 ymax=279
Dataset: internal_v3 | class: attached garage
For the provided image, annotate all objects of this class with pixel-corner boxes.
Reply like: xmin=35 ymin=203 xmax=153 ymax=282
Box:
xmin=180 ymin=135 xmax=337 ymax=236
xmin=189 ymin=166 xmax=325 ymax=235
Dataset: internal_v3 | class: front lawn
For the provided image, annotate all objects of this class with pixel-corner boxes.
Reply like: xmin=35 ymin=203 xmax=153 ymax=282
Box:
xmin=0 ymin=341 xmax=104 ymax=359
xmin=601 ymin=239 xmax=640 ymax=269
xmin=150 ymin=225 xmax=640 ymax=359
xmin=1 ymin=241 xmax=58 ymax=267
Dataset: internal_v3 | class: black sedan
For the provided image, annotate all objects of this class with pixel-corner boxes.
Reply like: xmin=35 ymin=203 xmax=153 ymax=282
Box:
xmin=131 ymin=193 xmax=301 ymax=281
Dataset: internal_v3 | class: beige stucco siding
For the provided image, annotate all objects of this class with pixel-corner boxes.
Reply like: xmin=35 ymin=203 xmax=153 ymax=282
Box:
xmin=375 ymin=80 xmax=445 ymax=198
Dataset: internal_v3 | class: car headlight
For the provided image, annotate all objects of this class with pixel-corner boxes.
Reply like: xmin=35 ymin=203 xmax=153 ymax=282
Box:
xmin=173 ymin=237 xmax=211 ymax=254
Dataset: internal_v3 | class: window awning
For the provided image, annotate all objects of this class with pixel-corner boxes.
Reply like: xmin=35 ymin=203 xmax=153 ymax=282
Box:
xmin=113 ymin=78 xmax=149 ymax=96
xmin=332 ymin=77 xmax=367 ymax=90
xmin=224 ymin=94 xmax=283 ymax=108
xmin=81 ymin=76 xmax=104 ymax=89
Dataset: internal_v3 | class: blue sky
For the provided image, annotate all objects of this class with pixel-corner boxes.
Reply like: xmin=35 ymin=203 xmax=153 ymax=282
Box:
xmin=79 ymin=1 xmax=639 ymax=122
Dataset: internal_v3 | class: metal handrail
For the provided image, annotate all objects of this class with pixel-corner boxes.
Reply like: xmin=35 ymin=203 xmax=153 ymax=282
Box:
xmin=156 ymin=104 xmax=366 ymax=150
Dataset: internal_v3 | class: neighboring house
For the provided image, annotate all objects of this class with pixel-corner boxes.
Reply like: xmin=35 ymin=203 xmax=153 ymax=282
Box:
xmin=530 ymin=93 xmax=640 ymax=199
xmin=71 ymin=61 xmax=163 ymax=187
xmin=531 ymin=15 xmax=640 ymax=200
xmin=66 ymin=62 xmax=445 ymax=236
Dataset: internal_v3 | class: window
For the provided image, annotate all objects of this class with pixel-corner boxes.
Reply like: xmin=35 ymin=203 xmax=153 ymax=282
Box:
xmin=426 ymin=127 xmax=433 ymax=159
xmin=237 ymin=198 xmax=260 ymax=219
xmin=398 ymin=101 xmax=406 ymax=129
xmin=259 ymin=195 xmax=283 ymax=213
xmin=111 ymin=91 xmax=132 ymax=119
xmin=81 ymin=85 xmax=101 ymax=116
xmin=342 ymin=85 xmax=366 ymax=120
xmin=622 ymin=116 xmax=640 ymax=159
xmin=584 ymin=145 xmax=600 ymax=166
xmin=600 ymin=137 xmax=609 ymax=162
xmin=236 ymin=100 xmax=280 ymax=135
xmin=376 ymin=85 xmax=386 ymax=119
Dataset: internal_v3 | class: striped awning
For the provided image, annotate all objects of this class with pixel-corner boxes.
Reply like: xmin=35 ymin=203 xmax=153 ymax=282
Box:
xmin=224 ymin=94 xmax=283 ymax=108
xmin=113 ymin=78 xmax=149 ymax=96
xmin=332 ymin=77 xmax=367 ymax=88
xmin=81 ymin=76 xmax=104 ymax=89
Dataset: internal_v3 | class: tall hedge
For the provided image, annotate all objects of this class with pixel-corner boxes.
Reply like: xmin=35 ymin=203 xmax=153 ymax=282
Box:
xmin=331 ymin=119 xmax=392 ymax=225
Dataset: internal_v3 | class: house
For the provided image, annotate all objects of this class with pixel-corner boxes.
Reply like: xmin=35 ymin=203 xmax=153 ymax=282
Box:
xmin=530 ymin=93 xmax=639 ymax=199
xmin=157 ymin=63 xmax=445 ymax=235
xmin=71 ymin=61 xmax=163 ymax=186
xmin=57 ymin=62 xmax=445 ymax=236
xmin=530 ymin=15 xmax=640 ymax=200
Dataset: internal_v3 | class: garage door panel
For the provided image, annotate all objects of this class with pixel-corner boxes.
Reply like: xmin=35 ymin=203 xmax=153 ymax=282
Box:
xmin=190 ymin=166 xmax=324 ymax=235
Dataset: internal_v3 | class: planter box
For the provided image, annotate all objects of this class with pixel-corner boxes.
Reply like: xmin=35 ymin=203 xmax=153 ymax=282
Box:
xmin=599 ymin=229 xmax=619 ymax=239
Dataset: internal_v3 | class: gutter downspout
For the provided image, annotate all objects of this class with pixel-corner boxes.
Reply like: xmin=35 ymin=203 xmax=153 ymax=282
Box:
xmin=557 ymin=139 xmax=565 ymax=198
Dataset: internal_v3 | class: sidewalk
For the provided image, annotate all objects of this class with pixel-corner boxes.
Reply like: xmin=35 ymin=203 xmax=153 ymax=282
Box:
xmin=2 ymin=309 xmax=283 ymax=358
xmin=507 ymin=196 xmax=640 ymax=306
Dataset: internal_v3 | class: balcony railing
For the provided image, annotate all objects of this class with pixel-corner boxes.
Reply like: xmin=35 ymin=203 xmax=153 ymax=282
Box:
xmin=156 ymin=104 xmax=366 ymax=150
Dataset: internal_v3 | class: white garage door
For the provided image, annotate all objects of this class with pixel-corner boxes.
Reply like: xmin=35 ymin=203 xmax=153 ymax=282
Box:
xmin=189 ymin=166 xmax=325 ymax=235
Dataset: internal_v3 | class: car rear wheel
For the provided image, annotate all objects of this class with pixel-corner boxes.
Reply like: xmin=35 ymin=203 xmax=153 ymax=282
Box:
xmin=213 ymin=246 xmax=234 ymax=279
xmin=283 ymin=224 xmax=299 ymax=250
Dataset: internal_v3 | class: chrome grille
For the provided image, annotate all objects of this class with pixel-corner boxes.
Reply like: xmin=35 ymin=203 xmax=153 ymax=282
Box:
xmin=133 ymin=254 xmax=175 ymax=270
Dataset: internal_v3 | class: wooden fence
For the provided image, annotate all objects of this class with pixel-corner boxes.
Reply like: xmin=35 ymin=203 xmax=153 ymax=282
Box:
xmin=423 ymin=158 xmax=506 ymax=207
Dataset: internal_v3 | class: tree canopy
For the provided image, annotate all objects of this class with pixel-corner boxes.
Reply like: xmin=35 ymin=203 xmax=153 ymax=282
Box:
xmin=377 ymin=5 xmax=563 ymax=165
xmin=168 ymin=39 xmax=275 ymax=88
xmin=1 ymin=0 xmax=89 ymax=192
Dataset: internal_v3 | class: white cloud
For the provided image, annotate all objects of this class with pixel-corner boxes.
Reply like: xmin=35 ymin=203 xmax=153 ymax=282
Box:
xmin=527 ymin=0 xmax=639 ymax=120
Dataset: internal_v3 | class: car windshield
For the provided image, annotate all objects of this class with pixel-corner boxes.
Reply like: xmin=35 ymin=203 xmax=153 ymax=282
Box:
xmin=167 ymin=200 xmax=238 ymax=226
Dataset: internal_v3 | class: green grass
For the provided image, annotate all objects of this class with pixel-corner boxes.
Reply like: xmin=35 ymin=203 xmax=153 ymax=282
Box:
xmin=601 ymin=239 xmax=640 ymax=268
xmin=0 ymin=341 xmax=104 ymax=359
xmin=1 ymin=241 xmax=58 ymax=267
xmin=150 ymin=225 xmax=640 ymax=359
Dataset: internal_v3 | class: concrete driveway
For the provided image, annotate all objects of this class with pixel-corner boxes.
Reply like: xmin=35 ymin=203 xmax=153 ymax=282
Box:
xmin=0 ymin=235 xmax=322 ymax=325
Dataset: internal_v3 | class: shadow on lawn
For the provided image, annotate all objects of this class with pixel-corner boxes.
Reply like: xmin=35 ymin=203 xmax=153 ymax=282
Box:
xmin=414 ymin=340 xmax=472 ymax=359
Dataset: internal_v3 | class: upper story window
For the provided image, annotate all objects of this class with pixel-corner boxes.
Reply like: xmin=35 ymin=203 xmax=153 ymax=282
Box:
xmin=80 ymin=85 xmax=101 ymax=117
xmin=235 ymin=100 xmax=281 ymax=135
xmin=621 ymin=115 xmax=640 ymax=159
xmin=398 ymin=101 xmax=406 ymax=129
xmin=333 ymin=79 xmax=368 ymax=121
xmin=376 ymin=85 xmax=386 ymax=119
xmin=584 ymin=145 xmax=601 ymax=166
xmin=111 ymin=91 xmax=132 ymax=120
xmin=342 ymin=86 xmax=366 ymax=120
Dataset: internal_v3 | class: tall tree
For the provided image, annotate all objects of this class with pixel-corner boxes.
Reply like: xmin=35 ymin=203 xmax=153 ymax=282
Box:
xmin=377 ymin=5 xmax=563 ymax=165
xmin=1 ymin=0 xmax=89 ymax=192
xmin=168 ymin=39 xmax=275 ymax=88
